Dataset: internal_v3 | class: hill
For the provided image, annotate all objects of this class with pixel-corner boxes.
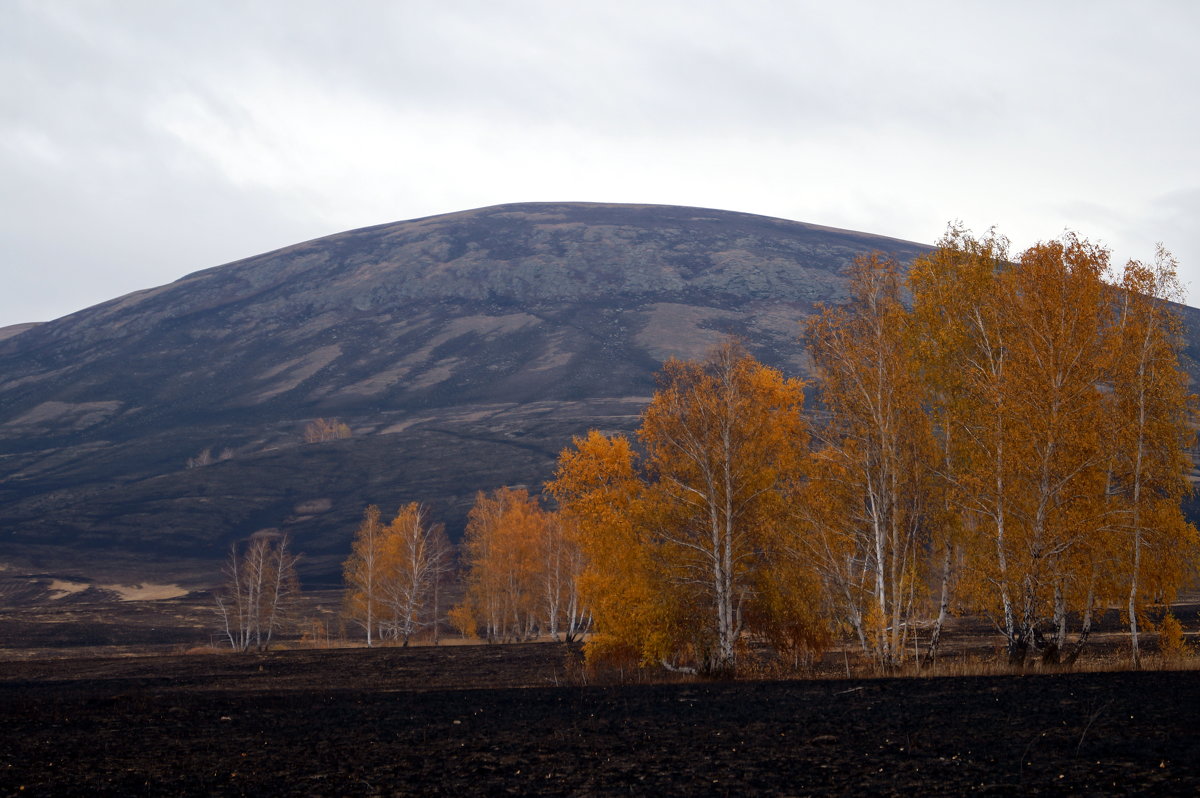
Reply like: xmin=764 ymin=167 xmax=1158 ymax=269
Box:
xmin=0 ymin=202 xmax=1192 ymax=581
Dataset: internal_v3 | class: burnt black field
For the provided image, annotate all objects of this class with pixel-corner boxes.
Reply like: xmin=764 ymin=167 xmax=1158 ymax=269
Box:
xmin=2 ymin=644 xmax=1199 ymax=796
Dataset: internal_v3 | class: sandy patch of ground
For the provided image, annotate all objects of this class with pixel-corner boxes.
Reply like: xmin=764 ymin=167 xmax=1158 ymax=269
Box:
xmin=47 ymin=580 xmax=91 ymax=599
xmin=98 ymin=583 xmax=189 ymax=601
xmin=410 ymin=359 xmax=458 ymax=388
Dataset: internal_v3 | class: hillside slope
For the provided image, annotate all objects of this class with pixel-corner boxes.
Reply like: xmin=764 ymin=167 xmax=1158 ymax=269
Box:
xmin=3 ymin=202 xmax=1191 ymax=579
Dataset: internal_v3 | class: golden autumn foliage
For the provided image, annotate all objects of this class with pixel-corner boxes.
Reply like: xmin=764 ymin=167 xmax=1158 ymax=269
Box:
xmin=304 ymin=417 xmax=352 ymax=443
xmin=343 ymin=503 xmax=453 ymax=646
xmin=379 ymin=503 xmax=454 ymax=645
xmin=550 ymin=262 xmax=1196 ymax=673
xmin=802 ymin=254 xmax=938 ymax=666
xmin=337 ymin=226 xmax=1196 ymax=673
xmin=343 ymin=505 xmax=386 ymax=646
xmin=1001 ymin=236 xmax=1113 ymax=663
xmin=450 ymin=487 xmax=588 ymax=642
xmin=546 ymin=431 xmax=664 ymax=664
xmin=1109 ymin=248 xmax=1198 ymax=664
xmin=908 ymin=228 xmax=1198 ymax=665
xmin=907 ymin=226 xmax=1012 ymax=662
xmin=549 ymin=341 xmax=824 ymax=674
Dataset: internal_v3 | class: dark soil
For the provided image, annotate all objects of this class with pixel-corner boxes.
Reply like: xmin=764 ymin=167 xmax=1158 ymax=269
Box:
xmin=2 ymin=644 xmax=1199 ymax=796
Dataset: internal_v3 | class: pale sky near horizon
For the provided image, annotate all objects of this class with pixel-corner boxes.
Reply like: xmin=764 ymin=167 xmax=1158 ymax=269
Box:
xmin=3 ymin=1 xmax=1199 ymax=327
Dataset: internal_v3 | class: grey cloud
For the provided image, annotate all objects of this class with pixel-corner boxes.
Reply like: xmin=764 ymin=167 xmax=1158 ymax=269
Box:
xmin=3 ymin=0 xmax=1200 ymax=325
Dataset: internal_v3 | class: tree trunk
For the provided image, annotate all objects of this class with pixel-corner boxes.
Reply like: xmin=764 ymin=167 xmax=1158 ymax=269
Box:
xmin=923 ymin=544 xmax=953 ymax=667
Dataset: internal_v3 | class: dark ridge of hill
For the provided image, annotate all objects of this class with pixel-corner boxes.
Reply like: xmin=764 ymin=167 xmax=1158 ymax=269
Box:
xmin=0 ymin=202 xmax=1193 ymax=581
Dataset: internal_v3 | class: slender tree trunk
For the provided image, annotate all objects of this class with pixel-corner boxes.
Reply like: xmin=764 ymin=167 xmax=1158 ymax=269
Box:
xmin=717 ymin=421 xmax=737 ymax=674
xmin=366 ymin=593 xmax=373 ymax=647
xmin=1045 ymin=581 xmax=1066 ymax=665
xmin=1128 ymin=388 xmax=1147 ymax=668
xmin=923 ymin=543 xmax=953 ymax=667
xmin=991 ymin=414 xmax=1020 ymax=662
xmin=432 ymin=569 xmax=440 ymax=646
xmin=1065 ymin=575 xmax=1097 ymax=665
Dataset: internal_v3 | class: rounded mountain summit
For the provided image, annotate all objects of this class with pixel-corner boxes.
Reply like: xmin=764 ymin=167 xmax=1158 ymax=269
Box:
xmin=0 ymin=202 xmax=931 ymax=574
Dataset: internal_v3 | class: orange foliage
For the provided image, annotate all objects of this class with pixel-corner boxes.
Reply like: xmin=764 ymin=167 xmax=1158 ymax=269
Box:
xmin=343 ymin=505 xmax=386 ymax=646
xmin=379 ymin=503 xmax=453 ymax=646
xmin=548 ymin=430 xmax=664 ymax=664
xmin=450 ymin=487 xmax=585 ymax=642
xmin=304 ymin=418 xmax=351 ymax=443
xmin=550 ymin=340 xmax=823 ymax=674
xmin=1109 ymin=248 xmax=1198 ymax=664
xmin=909 ymin=228 xmax=1198 ymax=665
xmin=802 ymin=254 xmax=937 ymax=666
xmin=337 ymin=228 xmax=1198 ymax=672
xmin=343 ymin=503 xmax=453 ymax=646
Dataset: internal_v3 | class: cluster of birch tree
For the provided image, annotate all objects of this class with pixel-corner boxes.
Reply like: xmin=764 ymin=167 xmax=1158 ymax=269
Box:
xmin=216 ymin=534 xmax=301 ymax=652
xmin=342 ymin=503 xmax=455 ymax=646
xmin=892 ymin=228 xmax=1198 ymax=668
xmin=450 ymin=487 xmax=589 ymax=643
xmin=550 ymin=229 xmax=1197 ymax=673
xmin=342 ymin=489 xmax=588 ymax=646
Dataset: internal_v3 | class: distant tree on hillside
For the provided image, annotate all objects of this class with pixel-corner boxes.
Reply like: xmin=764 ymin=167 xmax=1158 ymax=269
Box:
xmin=187 ymin=446 xmax=235 ymax=469
xmin=186 ymin=448 xmax=214 ymax=469
xmin=304 ymin=418 xmax=352 ymax=443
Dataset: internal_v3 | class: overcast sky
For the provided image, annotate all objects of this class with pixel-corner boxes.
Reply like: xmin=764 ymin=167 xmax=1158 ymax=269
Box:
xmin=3 ymin=1 xmax=1199 ymax=327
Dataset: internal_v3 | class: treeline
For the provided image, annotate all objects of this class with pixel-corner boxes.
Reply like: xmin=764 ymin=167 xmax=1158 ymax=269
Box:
xmin=333 ymin=228 xmax=1197 ymax=675
xmin=341 ymin=488 xmax=589 ymax=647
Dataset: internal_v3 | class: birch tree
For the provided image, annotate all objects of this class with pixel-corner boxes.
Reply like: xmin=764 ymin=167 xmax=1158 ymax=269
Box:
xmin=450 ymin=487 xmax=545 ymax=642
xmin=997 ymin=235 xmax=1113 ymax=663
xmin=908 ymin=229 xmax=1197 ymax=665
xmin=539 ymin=513 xmax=589 ymax=642
xmin=802 ymin=254 xmax=936 ymax=667
xmin=1110 ymin=248 xmax=1199 ymax=666
xmin=343 ymin=505 xmax=386 ymax=646
xmin=379 ymin=503 xmax=452 ymax=646
xmin=216 ymin=534 xmax=300 ymax=652
xmin=909 ymin=227 xmax=1015 ymax=661
xmin=908 ymin=232 xmax=1112 ymax=663
xmin=547 ymin=430 xmax=664 ymax=665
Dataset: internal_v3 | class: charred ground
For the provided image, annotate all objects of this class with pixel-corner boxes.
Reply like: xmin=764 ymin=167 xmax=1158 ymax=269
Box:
xmin=2 ymin=643 xmax=1199 ymax=796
